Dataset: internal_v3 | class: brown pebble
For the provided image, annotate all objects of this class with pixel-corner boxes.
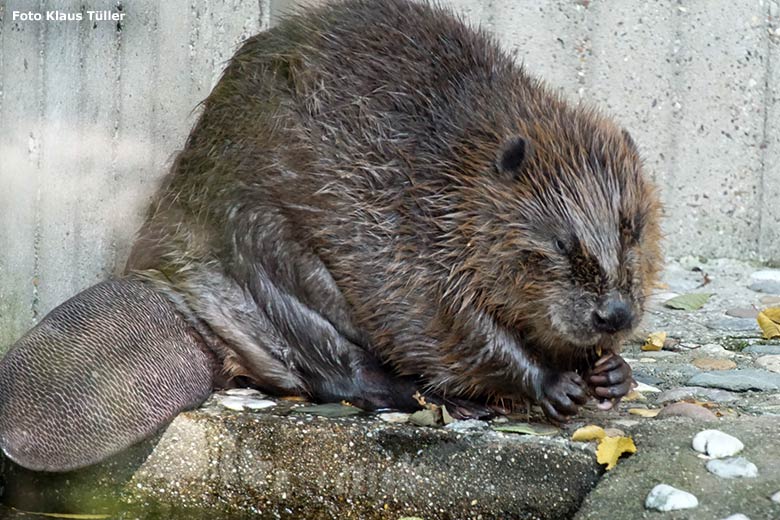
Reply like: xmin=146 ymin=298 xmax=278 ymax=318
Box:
xmin=725 ymin=307 xmax=759 ymax=319
xmin=657 ymin=402 xmax=717 ymax=421
xmin=691 ymin=357 xmax=737 ymax=370
xmin=603 ymin=427 xmax=626 ymax=437
xmin=760 ymin=295 xmax=780 ymax=305
xmin=755 ymin=355 xmax=780 ymax=374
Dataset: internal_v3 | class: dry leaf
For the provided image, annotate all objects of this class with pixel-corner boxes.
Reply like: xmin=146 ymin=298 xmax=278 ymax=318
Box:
xmin=757 ymin=308 xmax=780 ymax=339
xmin=641 ymin=331 xmax=667 ymax=351
xmin=628 ymin=408 xmax=660 ymax=418
xmin=441 ymin=405 xmax=455 ymax=425
xmin=571 ymin=425 xmax=606 ymax=442
xmin=663 ymin=293 xmax=711 ymax=311
xmin=596 ymin=436 xmax=637 ymax=470
xmin=622 ymin=390 xmax=646 ymax=402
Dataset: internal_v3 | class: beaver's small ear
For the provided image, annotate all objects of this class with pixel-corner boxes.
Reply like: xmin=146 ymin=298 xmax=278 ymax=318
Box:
xmin=496 ymin=136 xmax=531 ymax=176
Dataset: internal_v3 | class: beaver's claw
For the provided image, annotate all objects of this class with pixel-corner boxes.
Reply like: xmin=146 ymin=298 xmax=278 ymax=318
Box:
xmin=540 ymin=371 xmax=589 ymax=423
xmin=586 ymin=353 xmax=635 ymax=410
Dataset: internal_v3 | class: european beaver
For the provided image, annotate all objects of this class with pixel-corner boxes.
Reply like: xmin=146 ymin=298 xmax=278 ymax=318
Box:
xmin=0 ymin=0 xmax=661 ymax=472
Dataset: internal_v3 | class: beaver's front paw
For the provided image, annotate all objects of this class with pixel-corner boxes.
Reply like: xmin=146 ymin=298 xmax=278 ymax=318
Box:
xmin=586 ymin=353 xmax=635 ymax=410
xmin=540 ymin=371 xmax=589 ymax=423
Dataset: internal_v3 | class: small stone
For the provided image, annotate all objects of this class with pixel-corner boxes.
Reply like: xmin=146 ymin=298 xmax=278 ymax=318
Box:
xmin=705 ymin=317 xmax=759 ymax=332
xmin=378 ymin=412 xmax=411 ymax=424
xmin=691 ymin=357 xmax=737 ymax=370
xmin=755 ymin=355 xmax=780 ymax=373
xmin=218 ymin=396 xmax=247 ymax=411
xmin=743 ymin=345 xmax=780 ymax=355
xmin=638 ymin=357 xmax=657 ymax=363
xmin=634 ymin=381 xmax=661 ymax=393
xmin=725 ymin=307 xmax=759 ymax=319
xmin=217 ymin=395 xmax=276 ymax=411
xmin=698 ymin=343 xmax=737 ymax=358
xmin=692 ymin=429 xmax=744 ymax=458
xmin=241 ymin=398 xmax=277 ymax=410
xmin=706 ymin=457 xmax=758 ymax=478
xmin=749 ymin=270 xmax=780 ymax=294
xmin=688 ymin=369 xmax=780 ymax=391
xmin=225 ymin=388 xmax=264 ymax=397
xmin=657 ymin=386 xmax=739 ymax=404
xmin=720 ymin=515 xmax=751 ymax=520
xmin=771 ymin=490 xmax=780 ymax=504
xmin=603 ymin=427 xmax=626 ymax=437
xmin=633 ymin=373 xmax=663 ymax=385
xmin=760 ymin=295 xmax=780 ymax=305
xmin=657 ymin=402 xmax=717 ymax=421
xmin=644 ymin=484 xmax=699 ymax=512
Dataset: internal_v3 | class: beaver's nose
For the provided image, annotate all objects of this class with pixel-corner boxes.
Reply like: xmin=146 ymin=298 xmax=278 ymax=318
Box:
xmin=592 ymin=299 xmax=633 ymax=334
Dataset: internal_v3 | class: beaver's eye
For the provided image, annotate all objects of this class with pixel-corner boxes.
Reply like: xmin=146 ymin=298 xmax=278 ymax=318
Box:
xmin=554 ymin=238 xmax=567 ymax=254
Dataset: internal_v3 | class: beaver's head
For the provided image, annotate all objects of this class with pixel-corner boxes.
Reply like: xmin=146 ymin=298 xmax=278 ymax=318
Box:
xmin=458 ymin=111 xmax=662 ymax=360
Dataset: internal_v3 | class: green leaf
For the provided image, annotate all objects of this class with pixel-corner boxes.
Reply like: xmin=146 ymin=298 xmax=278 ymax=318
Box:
xmin=291 ymin=403 xmax=362 ymax=417
xmin=409 ymin=409 xmax=441 ymax=427
xmin=663 ymin=293 xmax=712 ymax=311
xmin=493 ymin=422 xmax=559 ymax=436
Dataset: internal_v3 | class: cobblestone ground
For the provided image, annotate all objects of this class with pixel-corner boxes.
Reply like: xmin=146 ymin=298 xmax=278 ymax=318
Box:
xmin=1 ymin=258 xmax=779 ymax=519
xmin=572 ymin=258 xmax=780 ymax=519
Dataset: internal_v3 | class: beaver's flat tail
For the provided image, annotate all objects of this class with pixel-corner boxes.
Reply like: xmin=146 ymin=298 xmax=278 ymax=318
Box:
xmin=0 ymin=278 xmax=215 ymax=472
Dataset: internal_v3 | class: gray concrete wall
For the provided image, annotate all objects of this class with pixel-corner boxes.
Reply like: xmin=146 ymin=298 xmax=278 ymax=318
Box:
xmin=0 ymin=0 xmax=779 ymax=345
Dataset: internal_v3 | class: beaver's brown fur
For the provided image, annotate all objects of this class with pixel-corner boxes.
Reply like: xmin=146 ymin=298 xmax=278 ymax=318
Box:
xmin=127 ymin=0 xmax=662 ymax=420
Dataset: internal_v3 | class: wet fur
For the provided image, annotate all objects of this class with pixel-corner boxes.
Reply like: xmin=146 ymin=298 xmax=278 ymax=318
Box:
xmin=127 ymin=0 xmax=662 ymax=408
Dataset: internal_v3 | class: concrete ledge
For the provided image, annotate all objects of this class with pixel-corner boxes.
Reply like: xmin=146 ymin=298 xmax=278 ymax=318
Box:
xmin=0 ymin=398 xmax=602 ymax=519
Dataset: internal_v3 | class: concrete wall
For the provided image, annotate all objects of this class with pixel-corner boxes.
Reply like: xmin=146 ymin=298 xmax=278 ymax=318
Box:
xmin=0 ymin=0 xmax=778 ymax=345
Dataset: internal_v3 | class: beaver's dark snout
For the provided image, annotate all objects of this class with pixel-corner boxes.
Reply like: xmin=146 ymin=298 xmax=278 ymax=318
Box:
xmin=592 ymin=298 xmax=633 ymax=334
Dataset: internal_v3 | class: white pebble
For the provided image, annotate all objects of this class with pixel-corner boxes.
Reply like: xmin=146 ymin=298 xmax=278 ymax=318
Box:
xmin=706 ymin=457 xmax=758 ymax=479
xmin=241 ymin=398 xmax=277 ymax=410
xmin=645 ymin=484 xmax=699 ymax=512
xmin=634 ymin=381 xmax=661 ymax=393
xmin=720 ymin=515 xmax=751 ymax=520
xmin=771 ymin=490 xmax=780 ymax=504
xmin=378 ymin=412 xmax=411 ymax=424
xmin=692 ymin=429 xmax=744 ymax=458
xmin=225 ymin=388 xmax=264 ymax=397
xmin=218 ymin=396 xmax=247 ymax=411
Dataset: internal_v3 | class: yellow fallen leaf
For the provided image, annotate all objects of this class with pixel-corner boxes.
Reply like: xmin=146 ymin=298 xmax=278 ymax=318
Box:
xmin=628 ymin=408 xmax=660 ymax=418
xmin=596 ymin=436 xmax=637 ymax=470
xmin=641 ymin=331 xmax=667 ymax=351
xmin=757 ymin=308 xmax=780 ymax=339
xmin=571 ymin=424 xmax=606 ymax=442
xmin=621 ymin=390 xmax=646 ymax=402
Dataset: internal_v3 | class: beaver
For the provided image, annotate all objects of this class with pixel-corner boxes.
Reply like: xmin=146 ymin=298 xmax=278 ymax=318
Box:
xmin=0 ymin=0 xmax=662 ymax=472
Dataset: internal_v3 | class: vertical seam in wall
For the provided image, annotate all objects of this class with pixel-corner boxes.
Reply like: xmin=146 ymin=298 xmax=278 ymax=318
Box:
xmin=31 ymin=0 xmax=46 ymax=323
xmin=109 ymin=2 xmax=124 ymax=276
xmin=757 ymin=1 xmax=773 ymax=261
xmin=664 ymin=1 xmax=683 ymax=224
xmin=75 ymin=4 xmax=87 ymax=286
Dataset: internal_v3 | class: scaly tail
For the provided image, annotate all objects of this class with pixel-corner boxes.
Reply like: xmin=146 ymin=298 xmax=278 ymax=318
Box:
xmin=0 ymin=278 xmax=215 ymax=472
